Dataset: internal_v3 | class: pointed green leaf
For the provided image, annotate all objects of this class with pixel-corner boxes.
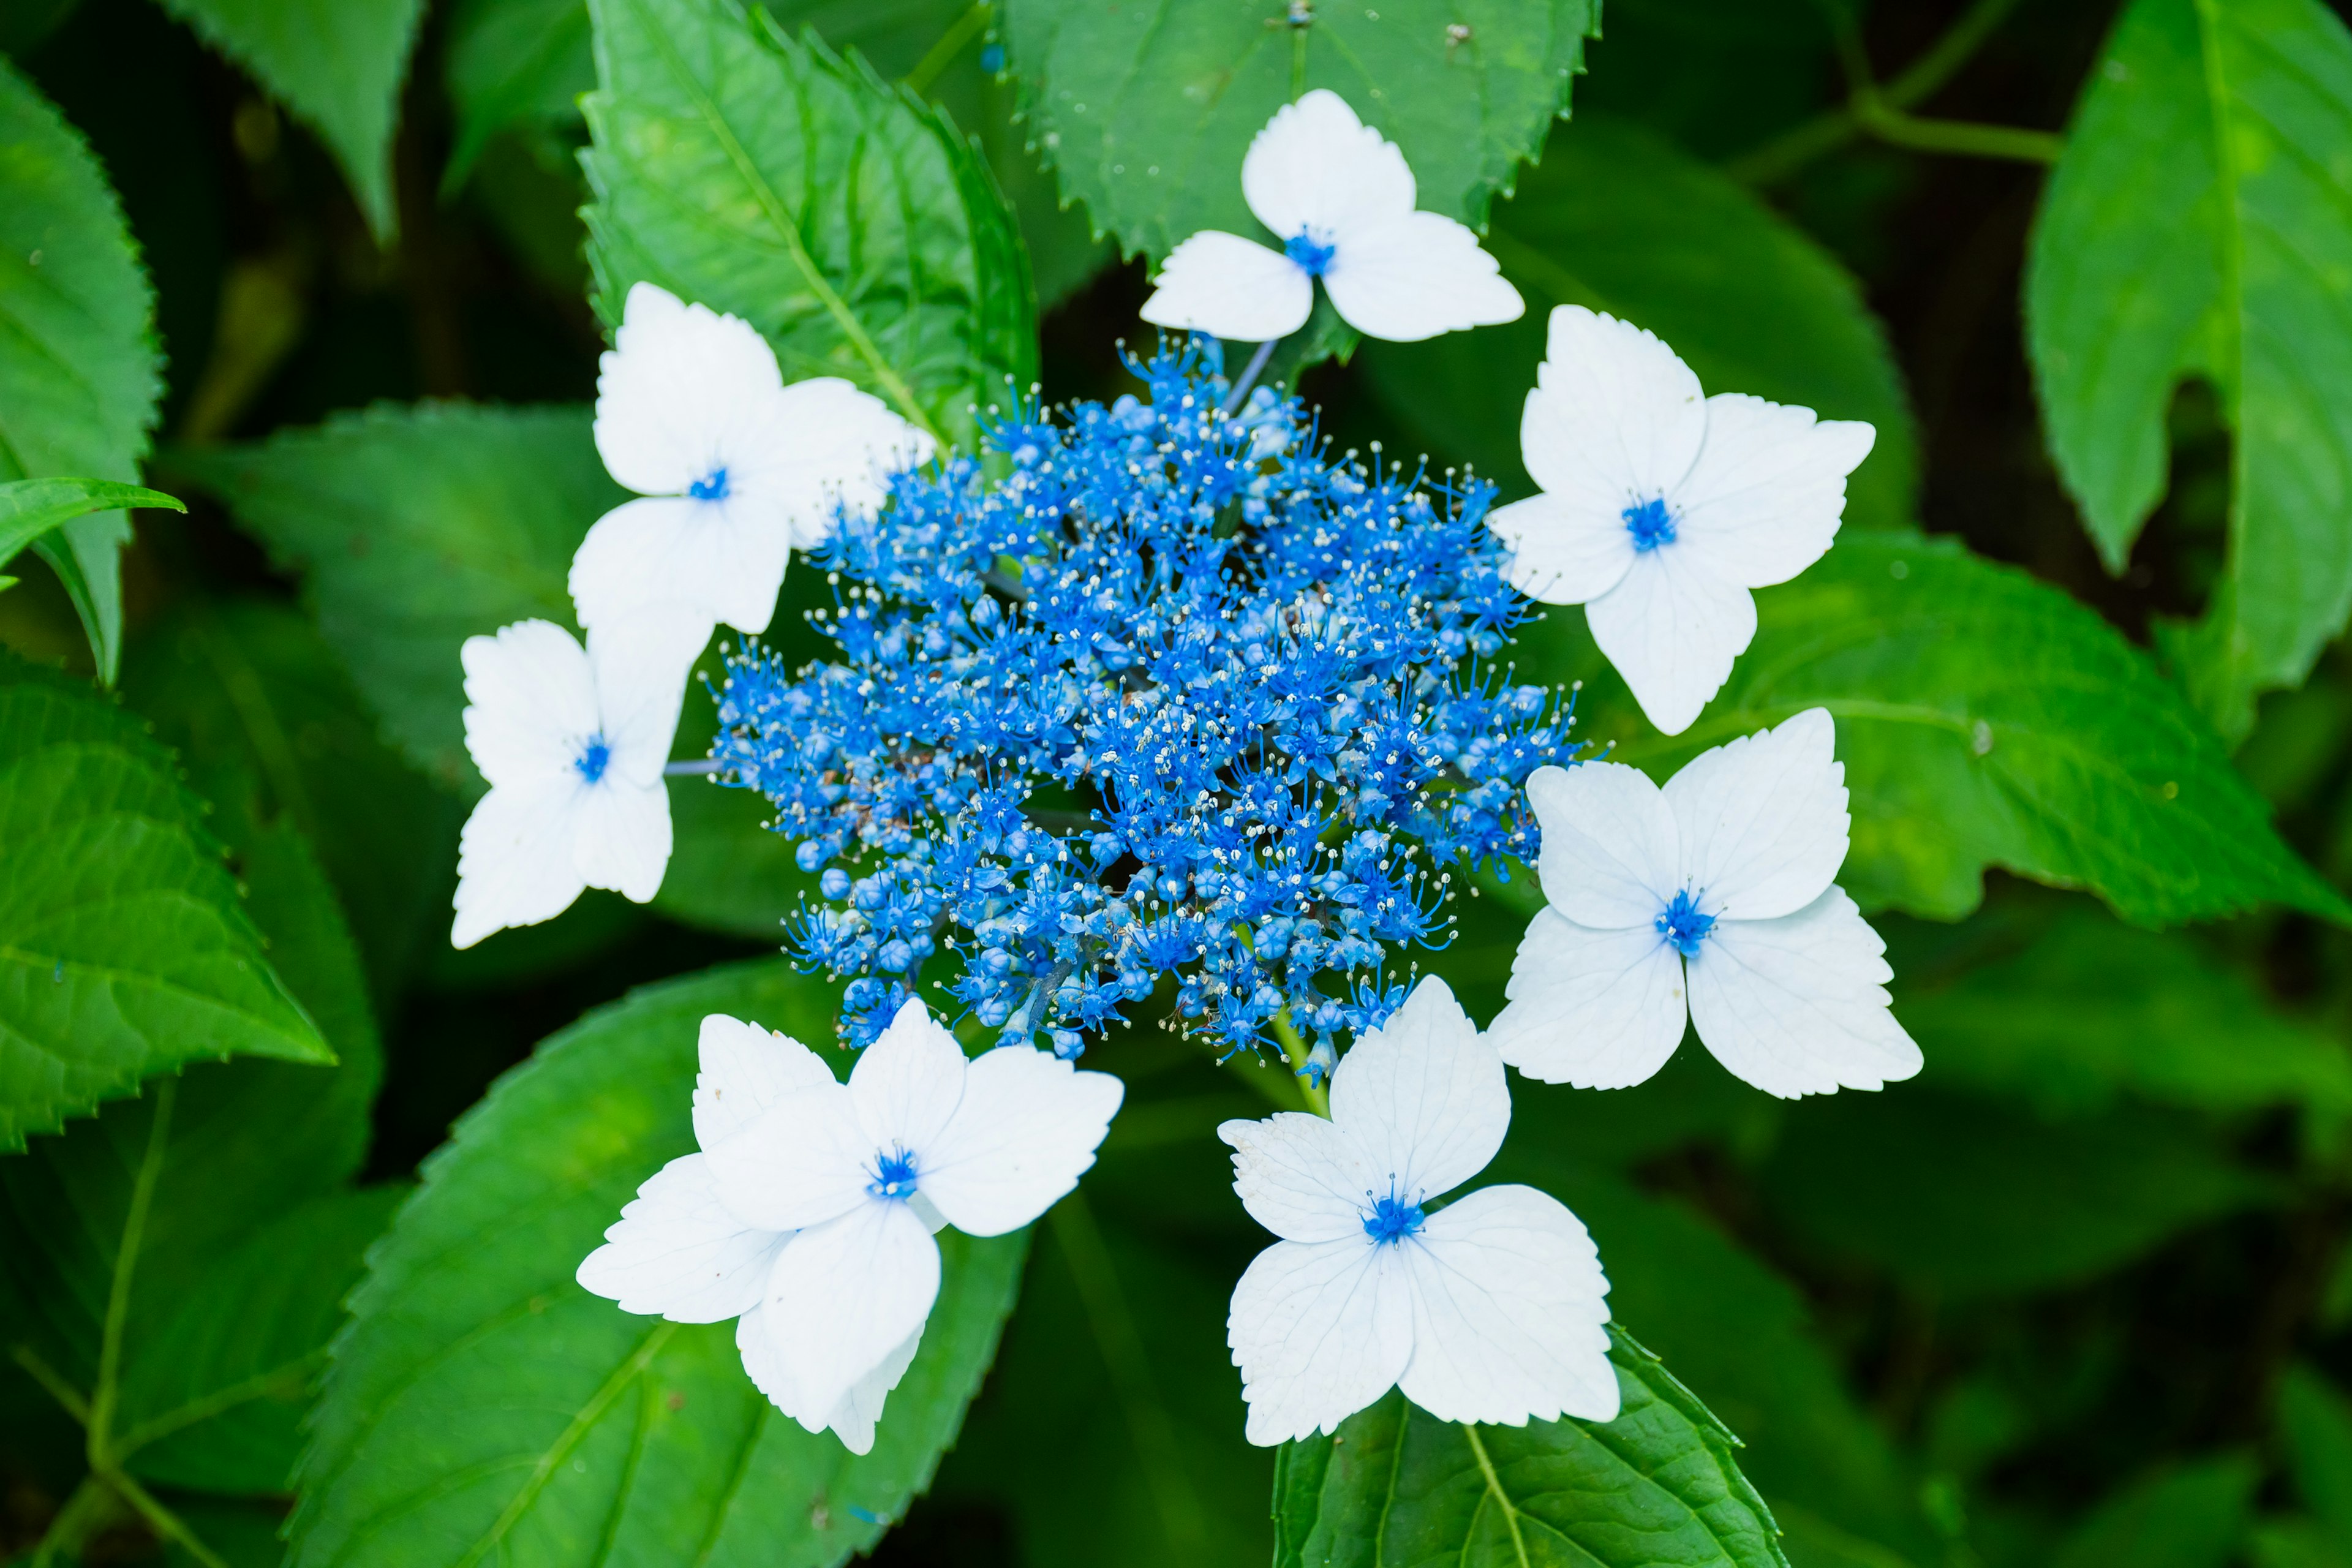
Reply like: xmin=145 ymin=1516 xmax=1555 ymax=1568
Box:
xmin=2026 ymin=0 xmax=2352 ymax=735
xmin=292 ymin=959 xmax=1028 ymax=1568
xmin=2051 ymin=1457 xmax=2256 ymax=1568
xmin=2280 ymin=1366 xmax=2352 ymax=1544
xmin=0 ymin=477 xmax=180 ymax=573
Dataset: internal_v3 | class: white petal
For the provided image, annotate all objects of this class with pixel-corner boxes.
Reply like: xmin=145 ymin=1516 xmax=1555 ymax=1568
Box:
xmin=1229 ymin=1236 xmax=1412 ymax=1446
xmin=1327 ymin=977 xmax=1507 ymax=1203
xmin=1687 ymin=887 xmax=1923 ymax=1098
xmin=569 ymin=494 xmax=790 ymax=637
xmin=1522 ymin=306 xmax=1706 ymax=515
xmin=847 ymin=998 xmax=969 ymax=1162
xmin=734 ymin=1301 xmax=808 ymax=1421
xmin=824 ymin=1324 xmax=924 ymax=1455
xmin=1488 ymin=490 xmax=1637 ymax=607
xmin=1585 ymin=546 xmax=1757 ymax=737
xmin=570 ymin=775 xmax=671 ymax=903
xmin=1139 ymin=232 xmax=1313 ymax=343
xmin=595 ymin=282 xmax=785 ymax=497
xmin=1396 ymin=1185 xmax=1618 ymax=1425
xmin=586 ymin=608 xmax=707 ymax=785
xmin=451 ymin=782 xmax=587 ymax=948
xmin=758 ymin=1199 xmax=940 ymax=1425
xmin=1661 ymin=707 xmax=1847 ymax=922
xmin=916 ymin=1046 xmax=1124 ymax=1237
xmin=1523 ymin=761 xmax=1678 ymax=928
xmin=694 ymin=1014 xmax=838 ymax=1152
xmin=1671 ymin=394 xmax=1875 ymax=589
xmin=1241 ymin=89 xmax=1414 ymax=245
xmin=739 ymin=379 xmax=935 ymax=552
xmin=1218 ymin=1112 xmax=1385 ymax=1245
xmin=461 ymin=619 xmax=598 ymax=790
xmin=1320 ymin=211 xmax=1523 ymax=342
xmin=1488 ymin=909 xmax=1689 ymax=1090
xmin=703 ymin=1078 xmax=873 ymax=1232
xmin=575 ymin=1153 xmax=786 ymax=1322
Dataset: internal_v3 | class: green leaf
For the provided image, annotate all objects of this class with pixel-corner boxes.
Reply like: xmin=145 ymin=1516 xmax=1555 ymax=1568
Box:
xmin=2025 ymin=0 xmax=2352 ymax=736
xmin=2051 ymin=1456 xmax=2256 ymax=1568
xmin=169 ymin=402 xmax=622 ymax=791
xmin=2280 ymin=1366 xmax=2352 ymax=1544
xmin=1758 ymin=1088 xmax=2270 ymax=1298
xmin=1556 ymin=532 xmax=2346 ymax=926
xmin=1361 ymin=114 xmax=1918 ymax=533
xmin=1003 ymin=0 xmax=1599 ymax=263
xmin=444 ymin=0 xmax=594 ymax=186
xmin=1890 ymin=903 xmax=2352 ymax=1118
xmin=0 ymin=477 xmax=180 ymax=573
xmin=0 ymin=660 xmax=331 ymax=1150
xmin=1272 ymin=1327 xmax=1787 ymax=1568
xmin=582 ymin=0 xmax=1039 ymax=446
xmin=292 ymin=959 xmax=1028 ymax=1568
xmin=150 ymin=0 xmax=426 ymax=241
xmin=0 ymin=58 xmax=165 ymax=684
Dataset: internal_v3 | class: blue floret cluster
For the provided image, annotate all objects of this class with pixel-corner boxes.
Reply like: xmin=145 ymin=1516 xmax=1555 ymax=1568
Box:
xmin=711 ymin=343 xmax=1575 ymax=1063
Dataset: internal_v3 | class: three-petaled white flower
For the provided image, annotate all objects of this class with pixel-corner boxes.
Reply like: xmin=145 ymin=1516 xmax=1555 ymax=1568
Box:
xmin=451 ymin=614 xmax=703 ymax=948
xmin=1488 ymin=306 xmax=1876 ymax=736
xmin=1140 ymin=89 xmax=1523 ymax=345
xmin=581 ymin=1000 xmax=1123 ymax=1452
xmin=1490 ymin=707 xmax=1922 ymax=1098
xmin=570 ymin=281 xmax=934 ymax=641
xmin=1220 ymin=976 xmax=1617 ymax=1446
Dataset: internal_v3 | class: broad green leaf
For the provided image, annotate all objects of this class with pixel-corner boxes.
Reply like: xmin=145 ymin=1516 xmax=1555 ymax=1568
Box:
xmin=1362 ymin=115 xmax=1918 ymax=533
xmin=1273 ymin=1328 xmax=1787 ymax=1568
xmin=0 ymin=58 xmax=164 ymax=683
xmin=151 ymin=0 xmax=425 ymax=240
xmin=1758 ymin=1088 xmax=2270 ymax=1298
xmin=2051 ymin=1457 xmax=2256 ymax=1568
xmin=2252 ymin=1518 xmax=2352 ymax=1568
xmin=0 ymin=477 xmax=179 ymax=573
xmin=0 ymin=661 xmax=330 ymax=1150
xmin=1002 ymin=0 xmax=1599 ymax=262
xmin=293 ymin=959 xmax=1028 ymax=1568
xmin=1548 ymin=532 xmax=2347 ymax=926
xmin=582 ymin=0 xmax=1039 ymax=446
xmin=1890 ymin=904 xmax=2352 ymax=1118
xmin=2025 ymin=0 xmax=2352 ymax=736
xmin=2280 ymin=1366 xmax=2352 ymax=1544
xmin=170 ymin=402 xmax=622 ymax=791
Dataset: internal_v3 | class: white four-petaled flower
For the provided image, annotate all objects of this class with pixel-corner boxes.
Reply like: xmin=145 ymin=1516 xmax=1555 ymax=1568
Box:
xmin=571 ymin=281 xmax=934 ymax=641
xmin=451 ymin=614 xmax=703 ymax=948
xmin=581 ymin=1000 xmax=1123 ymax=1452
xmin=1488 ymin=306 xmax=1876 ymax=735
xmin=1221 ymin=976 xmax=1618 ymax=1445
xmin=1140 ymin=89 xmax=1523 ymax=345
xmin=1490 ymin=708 xmax=1922 ymax=1098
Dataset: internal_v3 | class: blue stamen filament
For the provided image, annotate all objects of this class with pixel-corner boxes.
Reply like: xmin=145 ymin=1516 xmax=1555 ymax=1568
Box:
xmin=575 ymin=734 xmax=612 ymax=784
xmin=869 ymin=1146 xmax=919 ymax=1200
xmin=1362 ymin=1180 xmax=1426 ymax=1245
xmin=1623 ymin=496 xmax=1676 ymax=551
xmin=1285 ymin=230 xmax=1337 ymax=277
xmin=1656 ymin=889 xmax=1716 ymax=957
xmin=689 ymin=466 xmax=731 ymax=502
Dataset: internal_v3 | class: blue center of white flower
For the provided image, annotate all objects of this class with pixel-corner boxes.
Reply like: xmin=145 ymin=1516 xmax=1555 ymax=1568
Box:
xmin=1285 ymin=230 xmax=1338 ymax=277
xmin=575 ymin=734 xmax=612 ymax=784
xmin=689 ymin=466 xmax=731 ymax=502
xmin=1362 ymin=1183 xmax=1426 ymax=1245
xmin=1656 ymin=889 xmax=1716 ymax=956
xmin=869 ymin=1146 xmax=920 ymax=1200
xmin=1623 ymin=496 xmax=1676 ymax=551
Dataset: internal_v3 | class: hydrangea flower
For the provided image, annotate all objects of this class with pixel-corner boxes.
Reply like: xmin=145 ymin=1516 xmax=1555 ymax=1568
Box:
xmin=451 ymin=614 xmax=702 ymax=947
xmin=1220 ymin=976 xmax=1617 ymax=1444
xmin=570 ymin=281 xmax=933 ymax=642
xmin=1490 ymin=708 xmax=1922 ymax=1098
xmin=1487 ymin=307 xmax=1875 ymax=735
xmin=1140 ymin=90 xmax=1523 ymax=344
xmin=579 ymin=1002 xmax=1122 ymax=1451
xmin=711 ymin=344 xmax=1571 ymax=1055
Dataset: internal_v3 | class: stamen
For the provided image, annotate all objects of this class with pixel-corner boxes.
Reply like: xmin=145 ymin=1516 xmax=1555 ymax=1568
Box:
xmin=869 ymin=1145 xmax=920 ymax=1200
xmin=1656 ymin=888 xmax=1716 ymax=957
xmin=1622 ymin=496 xmax=1676 ymax=551
xmin=575 ymin=734 xmax=612 ymax=784
xmin=689 ymin=466 xmax=731 ymax=502
xmin=1284 ymin=230 xmax=1338 ymax=277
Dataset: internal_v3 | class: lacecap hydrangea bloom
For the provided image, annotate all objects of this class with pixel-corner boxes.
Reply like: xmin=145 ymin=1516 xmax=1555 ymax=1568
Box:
xmin=710 ymin=342 xmax=1574 ymax=1060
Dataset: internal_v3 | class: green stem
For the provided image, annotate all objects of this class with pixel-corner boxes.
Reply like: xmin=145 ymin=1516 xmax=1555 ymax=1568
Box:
xmin=1850 ymin=96 xmax=2063 ymax=164
xmin=89 ymin=1077 xmax=174 ymax=1464
xmin=904 ymin=2 xmax=991 ymax=96
xmin=1270 ymin=1009 xmax=1330 ymax=1117
xmin=10 ymin=1343 xmax=92 ymax=1427
xmin=26 ymin=1476 xmax=123 ymax=1568
xmin=105 ymin=1468 xmax=232 ymax=1568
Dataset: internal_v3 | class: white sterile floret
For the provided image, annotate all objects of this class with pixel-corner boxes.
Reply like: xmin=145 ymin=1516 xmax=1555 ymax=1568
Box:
xmin=579 ymin=1000 xmax=1123 ymax=1452
xmin=1139 ymin=89 xmax=1523 ymax=344
xmin=451 ymin=612 xmax=704 ymax=948
xmin=1490 ymin=707 xmax=1923 ymax=1098
xmin=571 ymin=281 xmax=935 ymax=639
xmin=1488 ymin=306 xmax=1877 ymax=736
xmin=1219 ymin=976 xmax=1617 ymax=1446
